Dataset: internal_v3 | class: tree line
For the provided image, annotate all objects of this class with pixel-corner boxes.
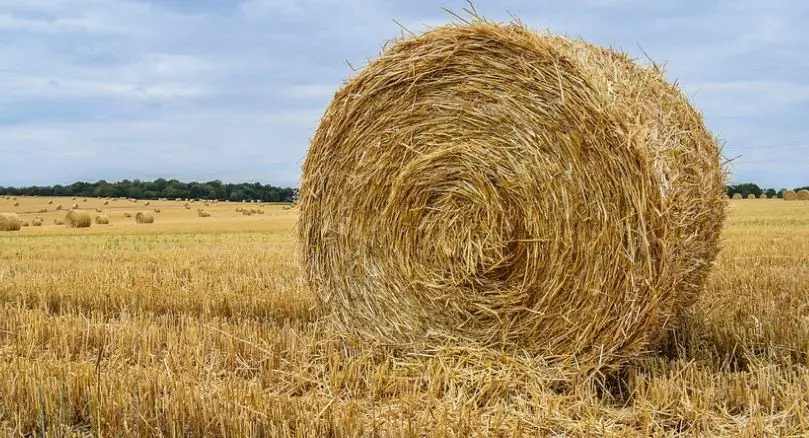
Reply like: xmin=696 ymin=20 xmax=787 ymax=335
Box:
xmin=0 ymin=179 xmax=298 ymax=203
xmin=726 ymin=183 xmax=809 ymax=199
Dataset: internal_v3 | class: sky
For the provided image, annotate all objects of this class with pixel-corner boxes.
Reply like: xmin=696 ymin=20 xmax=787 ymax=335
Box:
xmin=1 ymin=0 xmax=807 ymax=189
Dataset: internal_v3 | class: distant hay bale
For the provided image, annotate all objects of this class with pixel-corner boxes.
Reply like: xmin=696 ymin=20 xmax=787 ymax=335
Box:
xmin=798 ymin=190 xmax=809 ymax=201
xmin=235 ymin=207 xmax=243 ymax=212
xmin=783 ymin=190 xmax=797 ymax=200
xmin=95 ymin=214 xmax=109 ymax=225
xmin=82 ymin=198 xmax=87 ymax=202
xmin=53 ymin=218 xmax=64 ymax=225
xmin=153 ymin=208 xmax=161 ymax=213
xmin=144 ymin=201 xmax=150 ymax=206
xmin=197 ymin=209 xmax=211 ymax=217
xmin=65 ymin=210 xmax=92 ymax=228
xmin=732 ymin=193 xmax=743 ymax=199
xmin=38 ymin=208 xmax=48 ymax=213
xmin=21 ymin=221 xmax=30 ymax=227
xmin=13 ymin=202 xmax=19 ymax=207
xmin=0 ymin=213 xmax=22 ymax=231
xmin=103 ymin=201 xmax=109 ymax=205
xmin=135 ymin=212 xmax=154 ymax=224
xmin=56 ymin=204 xmax=63 ymax=211
xmin=758 ymin=193 xmax=768 ymax=199
xmin=32 ymin=218 xmax=42 ymax=227
xmin=48 ymin=200 xmax=53 ymax=205
xmin=746 ymin=193 xmax=756 ymax=199
xmin=299 ymin=20 xmax=727 ymax=371
xmin=72 ymin=203 xmax=79 ymax=209
xmin=241 ymin=210 xmax=252 ymax=216
xmin=124 ymin=212 xmax=132 ymax=218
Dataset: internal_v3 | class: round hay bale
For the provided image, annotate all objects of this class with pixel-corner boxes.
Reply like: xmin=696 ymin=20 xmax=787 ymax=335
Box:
xmin=95 ymin=215 xmax=110 ymax=224
xmin=135 ymin=212 xmax=154 ymax=224
xmin=123 ymin=212 xmax=132 ymax=218
xmin=53 ymin=218 xmax=64 ymax=226
xmin=103 ymin=201 xmax=109 ymax=205
xmin=38 ymin=208 xmax=48 ymax=213
xmin=197 ymin=210 xmax=211 ymax=217
xmin=21 ymin=221 xmax=30 ymax=227
xmin=153 ymin=208 xmax=160 ymax=213
xmin=48 ymin=200 xmax=53 ymax=205
xmin=56 ymin=204 xmax=63 ymax=211
xmin=0 ymin=213 xmax=22 ymax=231
xmin=32 ymin=217 xmax=43 ymax=227
xmin=13 ymin=202 xmax=19 ymax=207
xmin=65 ymin=210 xmax=92 ymax=228
xmin=71 ymin=203 xmax=79 ymax=209
xmin=732 ymin=193 xmax=743 ymax=199
xmin=144 ymin=201 xmax=151 ymax=206
xmin=746 ymin=193 xmax=756 ymax=199
xmin=783 ymin=190 xmax=797 ymax=200
xmin=299 ymin=21 xmax=726 ymax=369
xmin=798 ymin=190 xmax=809 ymax=201
xmin=758 ymin=193 xmax=768 ymax=199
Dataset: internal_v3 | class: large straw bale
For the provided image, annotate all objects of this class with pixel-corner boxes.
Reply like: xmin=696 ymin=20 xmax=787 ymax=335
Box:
xmin=95 ymin=214 xmax=110 ymax=225
xmin=746 ymin=193 xmax=756 ymax=199
xmin=784 ymin=190 xmax=797 ymax=201
xmin=299 ymin=20 xmax=726 ymax=371
xmin=135 ymin=212 xmax=154 ymax=224
xmin=732 ymin=193 xmax=743 ymax=199
xmin=798 ymin=190 xmax=809 ymax=201
xmin=65 ymin=210 xmax=92 ymax=228
xmin=0 ymin=213 xmax=22 ymax=231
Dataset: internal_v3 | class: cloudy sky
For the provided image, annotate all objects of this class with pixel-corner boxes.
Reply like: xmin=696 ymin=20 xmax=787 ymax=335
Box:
xmin=1 ymin=0 xmax=807 ymax=189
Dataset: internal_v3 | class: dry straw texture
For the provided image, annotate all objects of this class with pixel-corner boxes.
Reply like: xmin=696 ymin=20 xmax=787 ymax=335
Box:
xmin=56 ymin=204 xmax=63 ymax=211
xmin=732 ymin=193 xmax=743 ymax=199
xmin=53 ymin=218 xmax=64 ymax=225
xmin=747 ymin=193 xmax=756 ymax=199
xmin=299 ymin=20 xmax=726 ymax=372
xmin=65 ymin=210 xmax=92 ymax=228
xmin=31 ymin=217 xmax=42 ymax=227
xmin=95 ymin=215 xmax=110 ymax=225
xmin=759 ymin=193 xmax=768 ymax=199
xmin=784 ymin=190 xmax=797 ymax=201
xmin=72 ymin=203 xmax=79 ymax=209
xmin=0 ymin=213 xmax=22 ymax=231
xmin=798 ymin=190 xmax=809 ymax=201
xmin=197 ymin=210 xmax=211 ymax=217
xmin=135 ymin=212 xmax=154 ymax=224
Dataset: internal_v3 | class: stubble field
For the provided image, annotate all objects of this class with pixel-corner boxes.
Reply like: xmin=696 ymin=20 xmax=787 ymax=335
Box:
xmin=1 ymin=196 xmax=808 ymax=436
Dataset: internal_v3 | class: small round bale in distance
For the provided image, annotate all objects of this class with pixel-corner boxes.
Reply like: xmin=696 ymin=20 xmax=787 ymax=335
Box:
xmin=0 ymin=213 xmax=22 ymax=231
xmin=746 ymin=193 xmax=756 ymax=199
xmin=784 ymin=190 xmax=798 ymax=200
xmin=759 ymin=193 xmax=768 ymax=199
xmin=65 ymin=210 xmax=92 ymax=228
xmin=732 ymin=193 xmax=743 ymax=199
xmin=95 ymin=214 xmax=110 ymax=224
xmin=32 ymin=218 xmax=43 ymax=227
xmin=299 ymin=20 xmax=727 ymax=369
xmin=135 ymin=212 xmax=154 ymax=224
xmin=798 ymin=190 xmax=809 ymax=201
